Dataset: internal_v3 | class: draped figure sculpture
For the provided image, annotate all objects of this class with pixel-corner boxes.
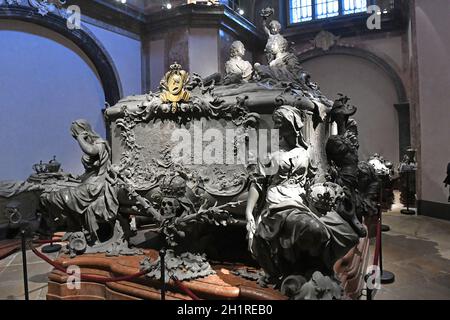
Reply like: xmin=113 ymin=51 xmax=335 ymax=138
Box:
xmin=40 ymin=120 xmax=132 ymax=255
xmin=245 ymin=106 xmax=359 ymax=288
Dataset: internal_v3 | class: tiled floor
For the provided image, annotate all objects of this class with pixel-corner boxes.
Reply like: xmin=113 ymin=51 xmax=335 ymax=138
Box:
xmin=0 ymin=195 xmax=449 ymax=300
xmin=0 ymin=245 xmax=57 ymax=300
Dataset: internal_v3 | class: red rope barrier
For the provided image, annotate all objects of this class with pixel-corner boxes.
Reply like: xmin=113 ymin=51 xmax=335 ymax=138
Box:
xmin=31 ymin=243 xmax=202 ymax=299
xmin=0 ymin=238 xmax=54 ymax=260
xmin=0 ymin=241 xmax=22 ymax=249
xmin=30 ymin=244 xmax=148 ymax=283
xmin=24 ymin=238 xmax=202 ymax=300
xmin=2 ymin=237 xmax=203 ymax=300
xmin=171 ymin=276 xmax=201 ymax=300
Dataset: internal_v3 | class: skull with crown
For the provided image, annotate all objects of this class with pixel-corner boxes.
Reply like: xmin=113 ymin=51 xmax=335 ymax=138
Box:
xmin=159 ymin=175 xmax=188 ymax=219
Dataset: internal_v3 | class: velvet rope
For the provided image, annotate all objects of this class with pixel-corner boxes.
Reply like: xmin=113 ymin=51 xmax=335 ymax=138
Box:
xmin=30 ymin=243 xmax=148 ymax=283
xmin=0 ymin=241 xmax=22 ymax=249
xmin=171 ymin=276 xmax=201 ymax=300
xmin=30 ymin=240 xmax=202 ymax=300
xmin=0 ymin=238 xmax=58 ymax=260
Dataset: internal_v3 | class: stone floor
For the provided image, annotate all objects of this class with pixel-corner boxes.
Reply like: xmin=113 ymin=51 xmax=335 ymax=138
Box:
xmin=373 ymin=198 xmax=450 ymax=300
xmin=0 ymin=196 xmax=449 ymax=300
xmin=0 ymin=245 xmax=57 ymax=300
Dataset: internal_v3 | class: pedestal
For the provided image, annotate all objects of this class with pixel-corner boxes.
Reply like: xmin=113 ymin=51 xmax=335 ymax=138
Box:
xmin=46 ymin=239 xmax=370 ymax=300
xmin=46 ymin=249 xmax=286 ymax=300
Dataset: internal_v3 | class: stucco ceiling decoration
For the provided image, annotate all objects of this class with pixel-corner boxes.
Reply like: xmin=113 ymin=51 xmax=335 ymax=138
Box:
xmin=310 ymin=30 xmax=340 ymax=51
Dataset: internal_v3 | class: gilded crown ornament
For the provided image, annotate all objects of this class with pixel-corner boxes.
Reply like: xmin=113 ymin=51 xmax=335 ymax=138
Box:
xmin=160 ymin=62 xmax=191 ymax=113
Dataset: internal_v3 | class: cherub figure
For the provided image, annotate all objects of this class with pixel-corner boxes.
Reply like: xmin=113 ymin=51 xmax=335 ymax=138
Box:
xmin=261 ymin=7 xmax=285 ymax=64
xmin=261 ymin=7 xmax=282 ymax=37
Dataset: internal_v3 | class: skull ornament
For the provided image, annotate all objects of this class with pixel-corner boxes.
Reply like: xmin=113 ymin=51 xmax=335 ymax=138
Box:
xmin=160 ymin=197 xmax=181 ymax=218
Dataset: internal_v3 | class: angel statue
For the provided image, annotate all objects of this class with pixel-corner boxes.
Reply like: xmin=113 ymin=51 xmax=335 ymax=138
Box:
xmin=261 ymin=7 xmax=284 ymax=64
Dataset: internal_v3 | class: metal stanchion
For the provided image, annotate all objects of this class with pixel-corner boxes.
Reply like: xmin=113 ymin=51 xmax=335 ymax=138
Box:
xmin=379 ymin=175 xmax=391 ymax=232
xmin=377 ymin=204 xmax=395 ymax=284
xmin=365 ymin=212 xmax=381 ymax=301
xmin=20 ymin=230 xmax=29 ymax=301
xmin=41 ymin=235 xmax=62 ymax=254
xmin=373 ymin=180 xmax=395 ymax=288
xmin=365 ymin=273 xmax=373 ymax=301
xmin=160 ymin=249 xmax=166 ymax=301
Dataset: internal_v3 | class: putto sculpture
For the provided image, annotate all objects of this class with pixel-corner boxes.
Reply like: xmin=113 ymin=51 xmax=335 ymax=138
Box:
xmin=261 ymin=7 xmax=284 ymax=64
xmin=0 ymin=7 xmax=377 ymax=300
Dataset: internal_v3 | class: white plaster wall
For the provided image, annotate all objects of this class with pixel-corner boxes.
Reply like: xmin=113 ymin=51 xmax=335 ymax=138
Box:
xmin=0 ymin=20 xmax=105 ymax=180
xmin=85 ymin=23 xmax=142 ymax=97
xmin=415 ymin=0 xmax=450 ymax=204
xmin=303 ymin=54 xmax=400 ymax=163
xmin=189 ymin=28 xmax=219 ymax=77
